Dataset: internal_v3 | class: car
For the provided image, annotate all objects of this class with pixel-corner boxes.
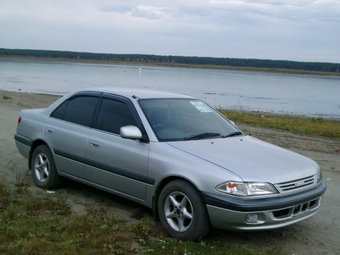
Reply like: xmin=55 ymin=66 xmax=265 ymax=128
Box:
xmin=14 ymin=88 xmax=326 ymax=240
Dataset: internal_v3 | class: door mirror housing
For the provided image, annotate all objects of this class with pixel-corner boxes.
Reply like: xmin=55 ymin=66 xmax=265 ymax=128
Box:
xmin=120 ymin=125 xmax=142 ymax=140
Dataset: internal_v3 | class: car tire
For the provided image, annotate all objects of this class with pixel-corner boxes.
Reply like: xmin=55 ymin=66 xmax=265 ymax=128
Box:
xmin=31 ymin=145 xmax=61 ymax=189
xmin=158 ymin=180 xmax=211 ymax=240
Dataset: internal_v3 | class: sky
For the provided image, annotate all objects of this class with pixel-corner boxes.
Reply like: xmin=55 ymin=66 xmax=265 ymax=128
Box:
xmin=1 ymin=0 xmax=339 ymax=63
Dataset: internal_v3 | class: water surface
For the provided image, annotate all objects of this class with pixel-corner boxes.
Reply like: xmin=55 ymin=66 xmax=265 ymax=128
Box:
xmin=0 ymin=60 xmax=339 ymax=118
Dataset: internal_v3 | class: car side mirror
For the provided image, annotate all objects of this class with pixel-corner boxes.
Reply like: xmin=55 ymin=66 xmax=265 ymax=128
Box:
xmin=120 ymin=125 xmax=142 ymax=140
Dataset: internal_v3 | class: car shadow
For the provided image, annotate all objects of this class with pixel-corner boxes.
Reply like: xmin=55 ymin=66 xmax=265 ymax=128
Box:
xmin=56 ymin=178 xmax=153 ymax=222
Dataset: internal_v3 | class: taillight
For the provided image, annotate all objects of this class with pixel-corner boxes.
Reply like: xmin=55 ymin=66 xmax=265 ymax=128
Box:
xmin=18 ymin=116 xmax=22 ymax=124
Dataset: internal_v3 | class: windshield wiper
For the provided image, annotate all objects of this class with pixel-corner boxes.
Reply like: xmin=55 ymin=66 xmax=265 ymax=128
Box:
xmin=184 ymin=132 xmax=221 ymax=141
xmin=221 ymin=131 xmax=243 ymax=138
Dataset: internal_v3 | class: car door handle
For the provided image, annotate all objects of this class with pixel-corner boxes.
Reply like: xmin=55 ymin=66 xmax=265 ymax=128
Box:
xmin=90 ymin=142 xmax=100 ymax=147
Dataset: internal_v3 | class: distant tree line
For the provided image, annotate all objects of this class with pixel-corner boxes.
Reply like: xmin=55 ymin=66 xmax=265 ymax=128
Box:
xmin=1 ymin=48 xmax=339 ymax=73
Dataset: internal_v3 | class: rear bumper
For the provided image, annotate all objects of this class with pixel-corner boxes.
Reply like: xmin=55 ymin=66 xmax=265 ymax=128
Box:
xmin=14 ymin=134 xmax=32 ymax=159
xmin=202 ymin=181 xmax=326 ymax=230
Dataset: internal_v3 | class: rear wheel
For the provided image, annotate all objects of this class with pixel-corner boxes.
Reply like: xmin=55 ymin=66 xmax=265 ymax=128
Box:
xmin=31 ymin=145 xmax=61 ymax=189
xmin=158 ymin=180 xmax=211 ymax=240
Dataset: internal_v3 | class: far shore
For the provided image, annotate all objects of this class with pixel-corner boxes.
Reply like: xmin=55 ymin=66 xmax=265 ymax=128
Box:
xmin=1 ymin=55 xmax=340 ymax=77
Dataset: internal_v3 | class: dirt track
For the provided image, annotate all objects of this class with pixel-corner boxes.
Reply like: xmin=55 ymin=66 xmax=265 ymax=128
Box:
xmin=1 ymin=90 xmax=339 ymax=255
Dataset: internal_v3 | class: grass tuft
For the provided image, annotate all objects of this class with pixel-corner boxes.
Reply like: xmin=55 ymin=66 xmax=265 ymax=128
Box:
xmin=2 ymin=95 xmax=12 ymax=100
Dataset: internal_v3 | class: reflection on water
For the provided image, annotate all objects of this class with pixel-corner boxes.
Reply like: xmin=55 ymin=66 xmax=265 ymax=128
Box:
xmin=0 ymin=59 xmax=339 ymax=118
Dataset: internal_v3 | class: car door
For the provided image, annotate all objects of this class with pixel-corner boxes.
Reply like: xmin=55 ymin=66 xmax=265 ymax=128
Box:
xmin=46 ymin=94 xmax=100 ymax=179
xmin=86 ymin=96 xmax=151 ymax=201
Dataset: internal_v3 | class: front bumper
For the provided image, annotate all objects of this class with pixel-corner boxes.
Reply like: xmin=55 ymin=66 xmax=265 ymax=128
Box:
xmin=202 ymin=181 xmax=327 ymax=230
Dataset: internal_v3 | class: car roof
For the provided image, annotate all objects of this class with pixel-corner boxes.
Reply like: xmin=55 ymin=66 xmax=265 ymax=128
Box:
xmin=76 ymin=87 xmax=194 ymax=100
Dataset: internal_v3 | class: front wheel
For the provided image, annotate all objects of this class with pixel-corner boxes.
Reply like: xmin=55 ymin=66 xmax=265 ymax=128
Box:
xmin=158 ymin=180 xmax=211 ymax=240
xmin=31 ymin=145 xmax=61 ymax=189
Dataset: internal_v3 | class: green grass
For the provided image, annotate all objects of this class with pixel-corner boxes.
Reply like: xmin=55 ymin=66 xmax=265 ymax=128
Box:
xmin=0 ymin=180 xmax=132 ymax=255
xmin=2 ymin=95 xmax=12 ymax=99
xmin=0 ymin=180 xmax=284 ymax=255
xmin=220 ymin=110 xmax=340 ymax=139
xmin=140 ymin=237 xmax=283 ymax=255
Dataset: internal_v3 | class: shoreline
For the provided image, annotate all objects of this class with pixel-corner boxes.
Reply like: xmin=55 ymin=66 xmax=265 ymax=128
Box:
xmin=1 ymin=88 xmax=340 ymax=121
xmin=2 ymin=55 xmax=340 ymax=77
xmin=1 ymin=89 xmax=339 ymax=122
xmin=0 ymin=89 xmax=340 ymax=124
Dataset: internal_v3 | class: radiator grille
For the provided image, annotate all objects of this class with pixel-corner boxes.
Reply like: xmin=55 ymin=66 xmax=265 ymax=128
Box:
xmin=275 ymin=175 xmax=315 ymax=193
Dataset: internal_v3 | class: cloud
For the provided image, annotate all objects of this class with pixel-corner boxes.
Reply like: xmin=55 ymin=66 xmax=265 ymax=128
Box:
xmin=0 ymin=0 xmax=339 ymax=62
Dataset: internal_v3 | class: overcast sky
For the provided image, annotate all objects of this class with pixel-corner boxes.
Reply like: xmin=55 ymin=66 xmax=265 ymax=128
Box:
xmin=1 ymin=0 xmax=339 ymax=63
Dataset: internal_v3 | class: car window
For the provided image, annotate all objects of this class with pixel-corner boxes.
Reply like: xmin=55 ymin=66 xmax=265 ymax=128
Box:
xmin=95 ymin=98 xmax=137 ymax=134
xmin=51 ymin=96 xmax=99 ymax=127
xmin=140 ymin=98 xmax=240 ymax=141
xmin=51 ymin=100 xmax=68 ymax=120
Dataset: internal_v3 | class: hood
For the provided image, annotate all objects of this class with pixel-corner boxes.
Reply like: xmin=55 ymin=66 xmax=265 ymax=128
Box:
xmin=168 ymin=135 xmax=318 ymax=184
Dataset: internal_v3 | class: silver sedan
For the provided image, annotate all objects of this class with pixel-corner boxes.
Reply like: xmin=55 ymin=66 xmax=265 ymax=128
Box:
xmin=14 ymin=88 xmax=326 ymax=240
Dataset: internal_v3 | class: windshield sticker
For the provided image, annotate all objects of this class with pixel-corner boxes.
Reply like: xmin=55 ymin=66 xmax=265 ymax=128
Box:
xmin=190 ymin=101 xmax=213 ymax=112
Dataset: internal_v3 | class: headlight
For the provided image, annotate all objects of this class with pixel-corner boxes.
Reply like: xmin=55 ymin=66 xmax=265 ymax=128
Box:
xmin=216 ymin=181 xmax=278 ymax=196
xmin=317 ymin=167 xmax=323 ymax=183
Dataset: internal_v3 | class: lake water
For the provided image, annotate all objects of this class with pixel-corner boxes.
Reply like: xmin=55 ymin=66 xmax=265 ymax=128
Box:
xmin=1 ymin=59 xmax=339 ymax=118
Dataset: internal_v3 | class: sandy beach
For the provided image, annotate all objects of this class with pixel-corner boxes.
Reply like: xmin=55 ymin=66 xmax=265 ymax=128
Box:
xmin=1 ymin=90 xmax=339 ymax=254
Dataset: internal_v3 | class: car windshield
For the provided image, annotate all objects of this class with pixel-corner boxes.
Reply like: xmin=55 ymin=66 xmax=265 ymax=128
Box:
xmin=139 ymin=98 xmax=242 ymax=141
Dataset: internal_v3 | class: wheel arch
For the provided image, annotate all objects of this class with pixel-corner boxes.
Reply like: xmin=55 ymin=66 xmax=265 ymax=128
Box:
xmin=28 ymin=139 xmax=49 ymax=170
xmin=152 ymin=175 xmax=201 ymax=219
